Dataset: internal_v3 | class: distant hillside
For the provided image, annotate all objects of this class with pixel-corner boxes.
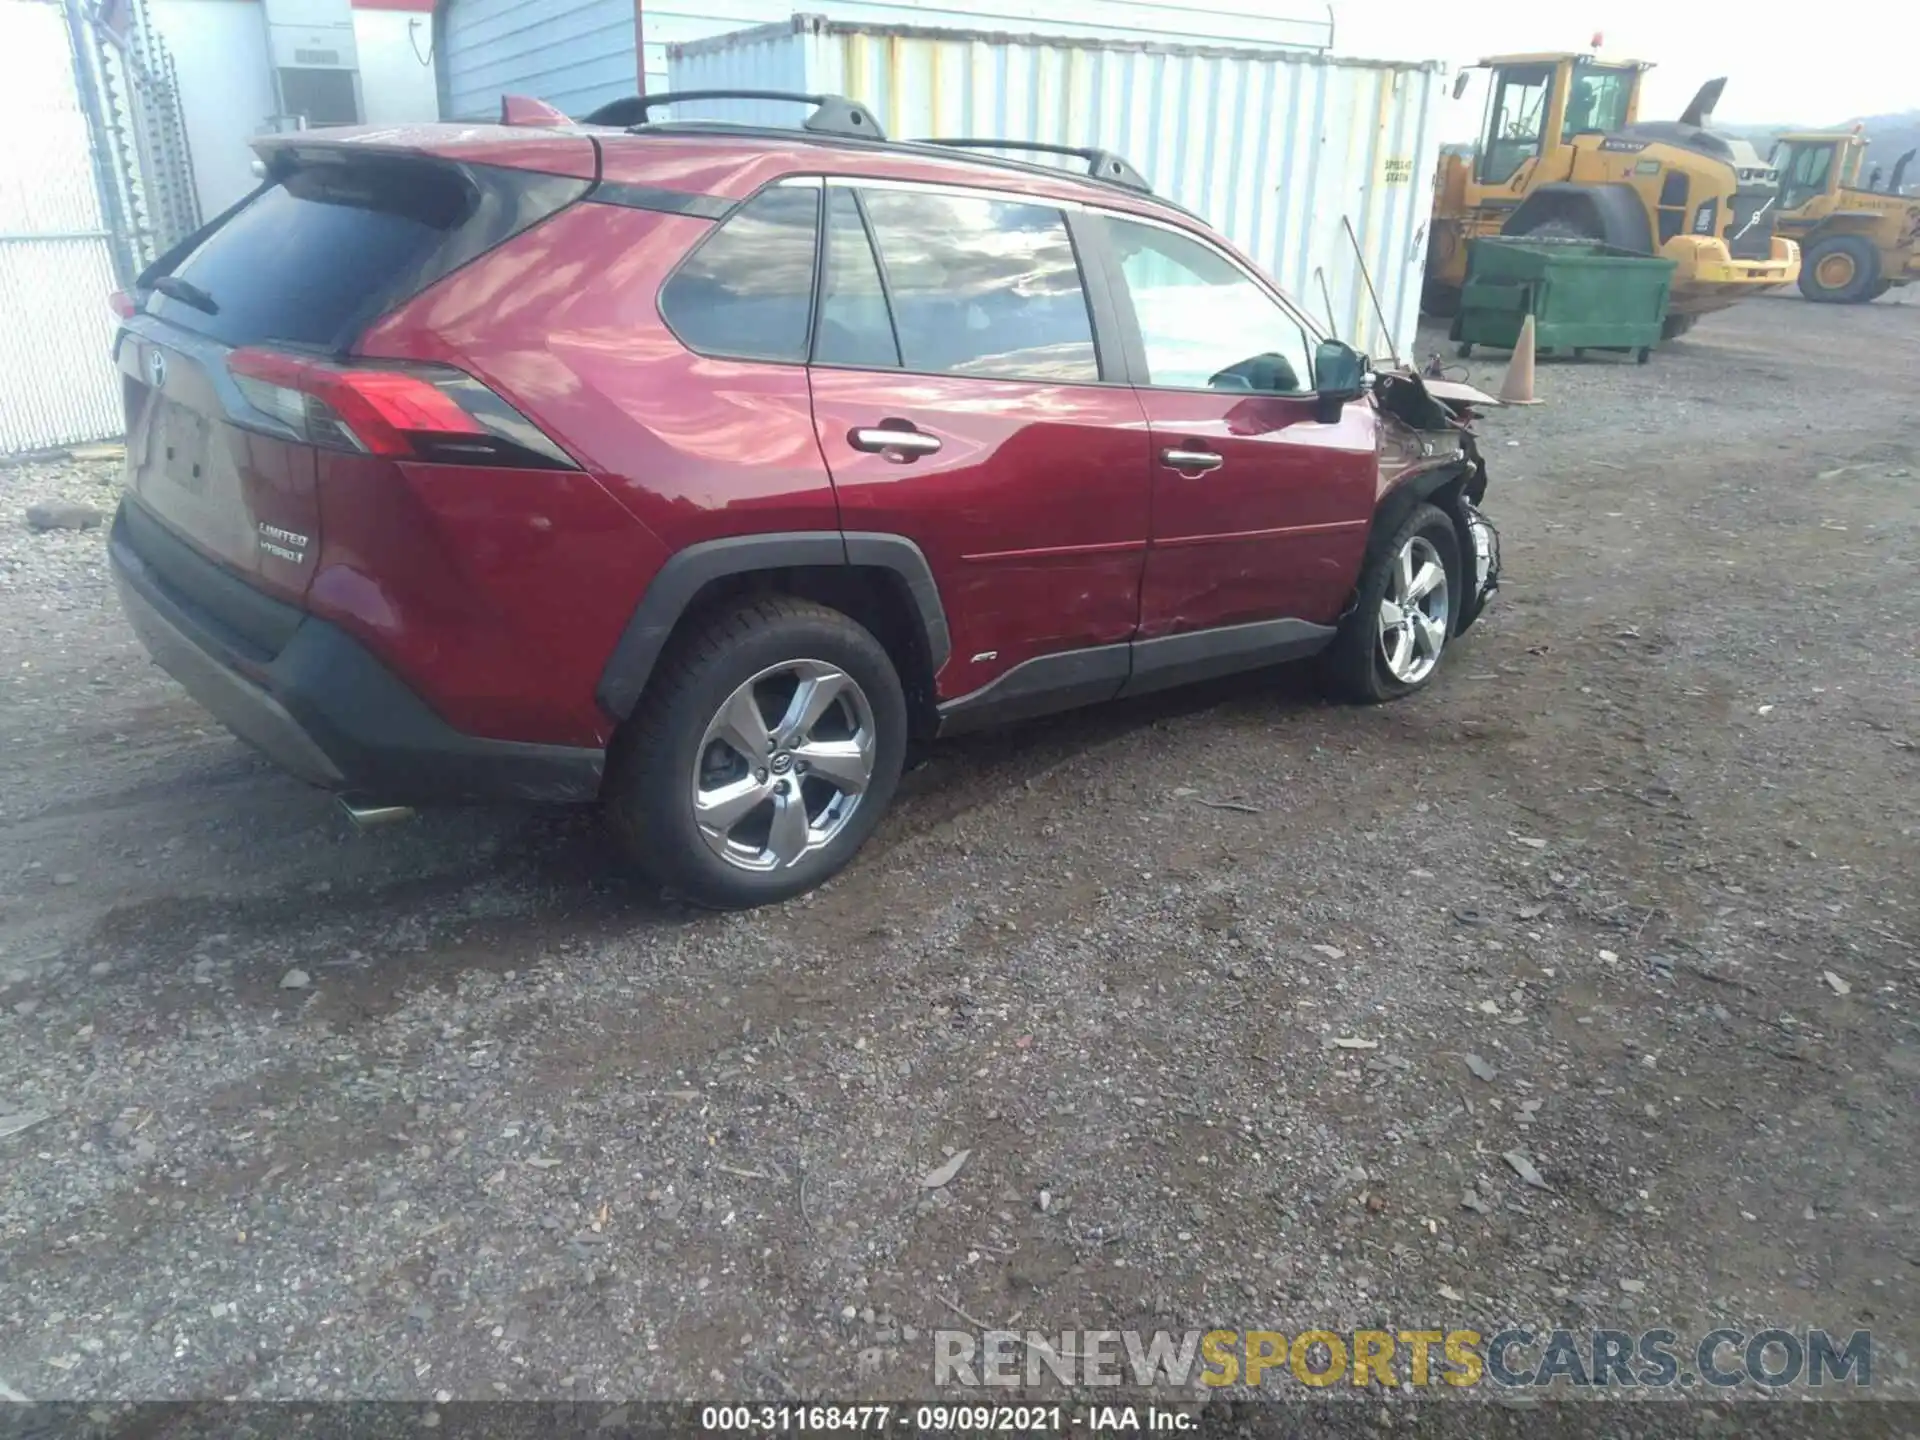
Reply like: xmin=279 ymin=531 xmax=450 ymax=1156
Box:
xmin=1723 ymin=111 xmax=1920 ymax=187
xmin=1855 ymin=115 xmax=1920 ymax=174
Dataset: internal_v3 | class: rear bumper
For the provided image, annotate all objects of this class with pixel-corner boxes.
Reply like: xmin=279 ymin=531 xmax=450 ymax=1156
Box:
xmin=109 ymin=503 xmax=604 ymax=805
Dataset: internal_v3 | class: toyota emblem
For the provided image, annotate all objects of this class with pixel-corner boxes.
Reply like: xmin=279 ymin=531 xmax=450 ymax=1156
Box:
xmin=147 ymin=349 xmax=167 ymax=389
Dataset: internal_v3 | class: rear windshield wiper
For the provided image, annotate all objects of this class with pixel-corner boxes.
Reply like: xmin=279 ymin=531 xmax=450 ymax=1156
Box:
xmin=151 ymin=275 xmax=220 ymax=315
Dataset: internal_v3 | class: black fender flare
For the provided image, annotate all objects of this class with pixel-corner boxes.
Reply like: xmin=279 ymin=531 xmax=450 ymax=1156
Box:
xmin=1371 ymin=462 xmax=1471 ymax=552
xmin=594 ymin=531 xmax=951 ymax=721
xmin=1502 ymin=183 xmax=1655 ymax=254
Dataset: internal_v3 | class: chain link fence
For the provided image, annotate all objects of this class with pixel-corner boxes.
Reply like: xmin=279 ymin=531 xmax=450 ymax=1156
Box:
xmin=78 ymin=0 xmax=200 ymax=278
xmin=0 ymin=0 xmax=198 ymax=453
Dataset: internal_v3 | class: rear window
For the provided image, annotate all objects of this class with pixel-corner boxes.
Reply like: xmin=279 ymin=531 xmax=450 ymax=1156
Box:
xmin=149 ymin=159 xmax=474 ymax=349
xmin=658 ymin=187 xmax=821 ymax=363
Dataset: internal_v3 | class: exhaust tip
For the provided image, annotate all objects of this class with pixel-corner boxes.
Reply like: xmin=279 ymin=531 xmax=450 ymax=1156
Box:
xmin=337 ymin=797 xmax=417 ymax=830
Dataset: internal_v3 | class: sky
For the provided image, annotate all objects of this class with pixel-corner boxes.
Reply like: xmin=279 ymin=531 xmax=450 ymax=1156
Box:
xmin=1336 ymin=0 xmax=1918 ymax=137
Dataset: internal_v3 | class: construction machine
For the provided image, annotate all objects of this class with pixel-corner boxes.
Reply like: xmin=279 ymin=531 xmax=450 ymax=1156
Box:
xmin=1769 ymin=131 xmax=1919 ymax=302
xmin=1424 ymin=53 xmax=1800 ymax=336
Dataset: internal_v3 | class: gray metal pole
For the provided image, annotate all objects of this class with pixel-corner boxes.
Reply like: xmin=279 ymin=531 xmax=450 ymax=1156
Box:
xmin=62 ymin=0 xmax=139 ymax=289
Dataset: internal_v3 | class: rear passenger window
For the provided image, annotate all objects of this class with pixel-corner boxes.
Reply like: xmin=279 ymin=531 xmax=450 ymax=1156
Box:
xmin=659 ymin=187 xmax=819 ymax=363
xmin=816 ymin=189 xmax=900 ymax=369
xmin=857 ymin=190 xmax=1099 ymax=383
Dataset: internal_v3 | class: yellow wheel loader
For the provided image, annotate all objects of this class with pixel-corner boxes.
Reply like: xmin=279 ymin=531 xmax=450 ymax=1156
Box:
xmin=1424 ymin=54 xmax=1800 ymax=336
xmin=1771 ymin=132 xmax=1919 ymax=302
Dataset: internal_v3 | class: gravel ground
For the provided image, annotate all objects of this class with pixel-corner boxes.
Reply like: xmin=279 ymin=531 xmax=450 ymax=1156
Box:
xmin=0 ymin=295 xmax=1915 ymax=1423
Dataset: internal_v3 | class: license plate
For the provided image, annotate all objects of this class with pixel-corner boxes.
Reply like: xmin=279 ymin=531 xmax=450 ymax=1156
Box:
xmin=156 ymin=400 xmax=211 ymax=496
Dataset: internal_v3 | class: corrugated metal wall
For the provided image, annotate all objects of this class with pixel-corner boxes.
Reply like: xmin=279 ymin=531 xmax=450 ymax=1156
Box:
xmin=440 ymin=0 xmax=638 ymax=121
xmin=438 ymin=0 xmax=1332 ymax=122
xmin=671 ymin=18 xmax=1442 ymax=360
xmin=0 ymin=0 xmax=124 ymax=454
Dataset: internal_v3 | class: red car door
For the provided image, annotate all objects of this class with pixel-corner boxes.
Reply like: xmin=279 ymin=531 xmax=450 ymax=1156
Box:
xmin=1098 ymin=214 xmax=1377 ymax=643
xmin=806 ymin=183 xmax=1152 ymax=721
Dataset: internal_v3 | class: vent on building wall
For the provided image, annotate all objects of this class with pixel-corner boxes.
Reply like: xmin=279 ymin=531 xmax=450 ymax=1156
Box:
xmin=262 ymin=0 xmax=362 ymax=127
xmin=278 ymin=66 xmax=360 ymax=125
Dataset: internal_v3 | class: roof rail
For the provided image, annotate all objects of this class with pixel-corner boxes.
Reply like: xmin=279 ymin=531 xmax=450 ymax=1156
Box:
xmin=581 ymin=89 xmax=885 ymax=141
xmin=920 ymin=139 xmax=1151 ymax=194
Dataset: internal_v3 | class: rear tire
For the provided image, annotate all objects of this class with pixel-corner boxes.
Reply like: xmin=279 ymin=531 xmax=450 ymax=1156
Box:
xmin=1320 ymin=504 xmax=1463 ymax=704
xmin=606 ymin=597 xmax=907 ymax=908
xmin=1798 ymin=235 xmax=1881 ymax=303
xmin=1421 ymin=279 xmax=1462 ymax=318
xmin=1517 ymin=217 xmax=1595 ymax=242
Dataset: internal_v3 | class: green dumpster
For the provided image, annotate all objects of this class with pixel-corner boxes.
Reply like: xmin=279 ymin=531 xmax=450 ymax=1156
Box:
xmin=1451 ymin=238 xmax=1678 ymax=364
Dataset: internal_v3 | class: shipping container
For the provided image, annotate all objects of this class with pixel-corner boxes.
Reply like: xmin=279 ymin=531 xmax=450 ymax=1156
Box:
xmin=436 ymin=0 xmax=1332 ymax=123
xmin=668 ymin=14 xmax=1445 ymax=361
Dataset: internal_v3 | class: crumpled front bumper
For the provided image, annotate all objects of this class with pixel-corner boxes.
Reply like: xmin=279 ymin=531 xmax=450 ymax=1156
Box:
xmin=1458 ymin=499 xmax=1500 ymax=633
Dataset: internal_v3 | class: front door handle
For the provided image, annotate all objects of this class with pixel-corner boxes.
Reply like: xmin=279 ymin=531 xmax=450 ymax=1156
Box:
xmin=1161 ymin=447 xmax=1224 ymax=474
xmin=850 ymin=426 xmax=942 ymax=461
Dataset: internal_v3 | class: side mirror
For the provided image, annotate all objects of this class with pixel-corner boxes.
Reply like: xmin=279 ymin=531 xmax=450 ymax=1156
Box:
xmin=1313 ymin=339 xmax=1366 ymax=423
xmin=1452 ymin=70 xmax=1472 ymax=100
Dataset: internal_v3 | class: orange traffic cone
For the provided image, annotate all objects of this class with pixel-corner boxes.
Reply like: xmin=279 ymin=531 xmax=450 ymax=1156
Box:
xmin=1497 ymin=313 xmax=1543 ymax=405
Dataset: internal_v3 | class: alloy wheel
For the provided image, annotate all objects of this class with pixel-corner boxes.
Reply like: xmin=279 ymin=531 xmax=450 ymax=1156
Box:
xmin=691 ymin=659 xmax=876 ymax=872
xmin=1378 ymin=535 xmax=1451 ymax=685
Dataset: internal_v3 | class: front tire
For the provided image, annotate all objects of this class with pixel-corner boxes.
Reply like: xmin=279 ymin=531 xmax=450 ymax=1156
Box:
xmin=606 ymin=597 xmax=907 ymax=908
xmin=1799 ymin=235 xmax=1881 ymax=303
xmin=1320 ymin=504 xmax=1463 ymax=704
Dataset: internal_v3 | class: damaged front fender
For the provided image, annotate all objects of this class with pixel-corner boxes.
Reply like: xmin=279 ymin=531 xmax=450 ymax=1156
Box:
xmin=1370 ymin=367 xmax=1502 ymax=633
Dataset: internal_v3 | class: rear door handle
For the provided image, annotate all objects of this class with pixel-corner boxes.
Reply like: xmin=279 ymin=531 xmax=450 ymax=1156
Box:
xmin=1161 ymin=447 xmax=1224 ymax=474
xmin=850 ymin=426 xmax=942 ymax=461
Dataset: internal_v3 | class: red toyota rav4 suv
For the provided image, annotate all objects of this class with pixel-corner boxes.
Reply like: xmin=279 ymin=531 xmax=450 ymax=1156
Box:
xmin=107 ymin=91 xmax=1499 ymax=908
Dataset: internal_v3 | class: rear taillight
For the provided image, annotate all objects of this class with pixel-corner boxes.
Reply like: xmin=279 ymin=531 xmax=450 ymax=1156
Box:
xmin=226 ymin=348 xmax=576 ymax=470
xmin=109 ymin=290 xmax=137 ymax=319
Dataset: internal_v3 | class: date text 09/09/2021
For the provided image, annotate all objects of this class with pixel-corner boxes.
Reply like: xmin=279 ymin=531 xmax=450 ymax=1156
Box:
xmin=700 ymin=1406 xmax=1175 ymax=1432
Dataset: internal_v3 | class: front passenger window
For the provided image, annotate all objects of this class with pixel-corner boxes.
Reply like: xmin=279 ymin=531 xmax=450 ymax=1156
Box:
xmin=1779 ymin=144 xmax=1833 ymax=210
xmin=1478 ymin=64 xmax=1552 ymax=184
xmin=1106 ymin=217 xmax=1315 ymax=396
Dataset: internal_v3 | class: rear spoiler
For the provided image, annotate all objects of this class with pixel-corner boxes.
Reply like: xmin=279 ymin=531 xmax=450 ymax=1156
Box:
xmin=245 ymin=121 xmax=597 ymax=181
